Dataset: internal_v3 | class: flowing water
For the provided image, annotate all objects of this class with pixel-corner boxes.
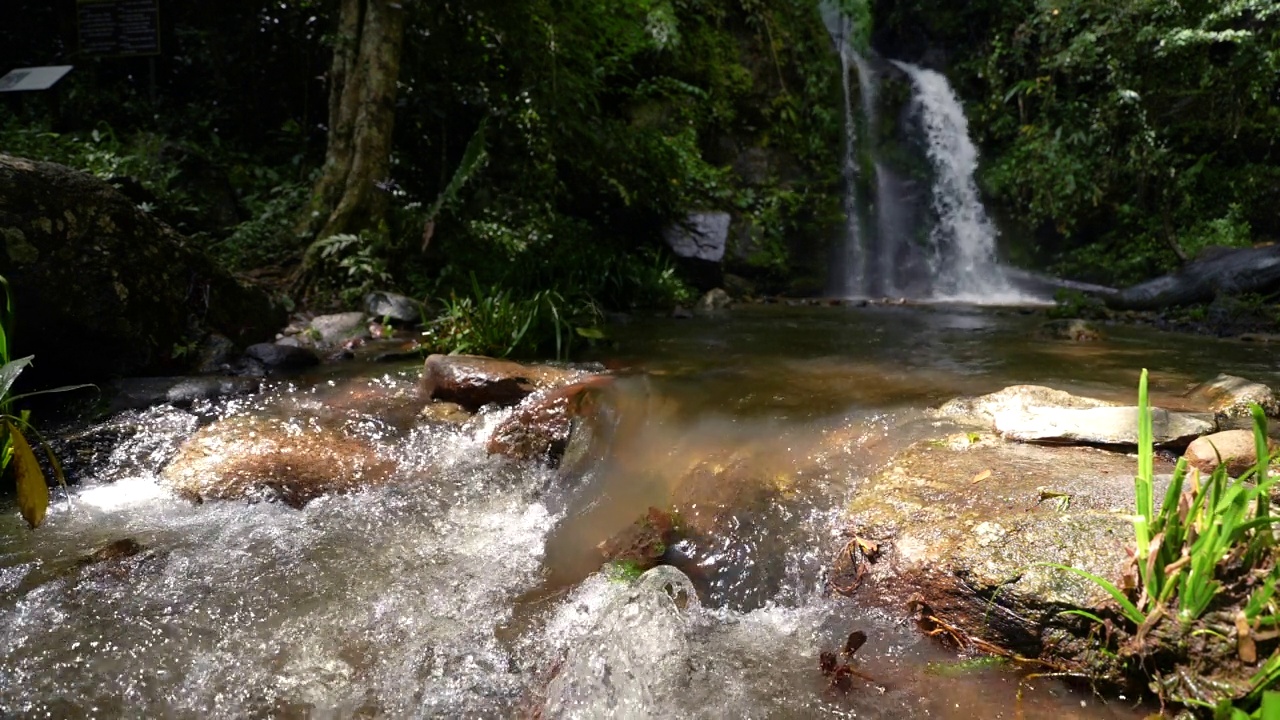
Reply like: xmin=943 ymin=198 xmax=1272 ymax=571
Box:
xmin=820 ymin=0 xmax=1035 ymax=304
xmin=3 ymin=305 xmax=1273 ymax=718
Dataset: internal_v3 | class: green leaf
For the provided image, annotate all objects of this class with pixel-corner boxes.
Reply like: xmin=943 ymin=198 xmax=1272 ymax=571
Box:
xmin=575 ymin=326 xmax=606 ymax=340
xmin=1037 ymin=562 xmax=1145 ymax=625
xmin=7 ymin=383 xmax=97 ymax=404
xmin=6 ymin=419 xmax=49 ymax=529
xmin=0 ymin=355 xmax=34 ymax=400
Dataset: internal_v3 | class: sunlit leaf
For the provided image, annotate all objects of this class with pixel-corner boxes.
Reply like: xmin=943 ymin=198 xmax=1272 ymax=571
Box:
xmin=6 ymin=420 xmax=49 ymax=529
xmin=0 ymin=355 xmax=34 ymax=400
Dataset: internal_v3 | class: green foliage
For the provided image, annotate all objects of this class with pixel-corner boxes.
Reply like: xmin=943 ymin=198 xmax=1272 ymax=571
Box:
xmin=1048 ymin=369 xmax=1279 ymax=714
xmin=425 ymin=274 xmax=602 ymax=360
xmin=1046 ymin=289 xmax=1107 ymax=320
xmin=885 ymin=0 xmax=1280 ymax=285
xmin=0 ymin=275 xmax=89 ymax=529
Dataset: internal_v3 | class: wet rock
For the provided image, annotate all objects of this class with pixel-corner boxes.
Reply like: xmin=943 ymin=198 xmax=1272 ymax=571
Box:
xmin=161 ymin=416 xmax=398 ymax=507
xmin=419 ymin=354 xmax=591 ymax=411
xmin=1186 ymin=374 xmax=1280 ymax=420
xmin=1036 ymin=318 xmax=1102 ymax=341
xmin=0 ymin=154 xmax=284 ymax=384
xmin=486 ymin=378 xmax=612 ymax=463
xmin=1184 ymin=430 xmax=1272 ymax=477
xmin=308 ymin=312 xmax=370 ymax=345
xmin=80 ymin=538 xmax=144 ymax=567
xmin=364 ymin=291 xmax=423 ymax=324
xmin=671 ymin=306 xmax=694 ymax=319
xmin=695 ymin=288 xmax=732 ymax=312
xmin=106 ymin=376 xmax=261 ymax=413
xmin=244 ymin=342 xmax=321 ymax=371
xmin=419 ymin=400 xmax=472 ymax=425
xmin=836 ymin=435 xmax=1168 ymax=663
xmin=596 ymin=506 xmax=682 ymax=572
xmin=993 ymin=405 xmax=1214 ymax=448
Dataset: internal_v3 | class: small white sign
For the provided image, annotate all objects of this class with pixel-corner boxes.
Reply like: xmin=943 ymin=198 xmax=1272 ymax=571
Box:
xmin=0 ymin=66 xmax=74 ymax=92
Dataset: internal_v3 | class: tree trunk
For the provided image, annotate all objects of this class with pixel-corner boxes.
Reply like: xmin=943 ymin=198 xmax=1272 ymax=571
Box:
xmin=299 ymin=0 xmax=406 ymax=254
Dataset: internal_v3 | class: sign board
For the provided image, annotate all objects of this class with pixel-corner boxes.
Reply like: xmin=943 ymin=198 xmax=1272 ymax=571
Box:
xmin=77 ymin=0 xmax=161 ymax=57
xmin=0 ymin=66 xmax=74 ymax=92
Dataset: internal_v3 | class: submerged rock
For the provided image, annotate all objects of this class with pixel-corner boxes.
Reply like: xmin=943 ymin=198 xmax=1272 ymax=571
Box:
xmin=1184 ymin=429 xmax=1272 ymax=477
xmin=419 ymin=354 xmax=592 ymax=411
xmin=1036 ymin=318 xmax=1102 ymax=341
xmin=106 ymin=376 xmax=261 ymax=414
xmin=542 ymin=566 xmax=698 ymax=718
xmin=596 ymin=506 xmax=683 ymax=573
xmin=1186 ymin=373 xmax=1280 ymax=420
xmin=835 ymin=434 xmax=1165 ymax=665
xmin=161 ymin=416 xmax=398 ymax=507
xmin=695 ymin=288 xmax=732 ymax=312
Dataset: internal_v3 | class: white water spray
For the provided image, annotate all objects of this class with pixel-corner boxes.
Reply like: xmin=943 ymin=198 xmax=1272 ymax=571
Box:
xmin=891 ymin=60 xmax=1022 ymax=302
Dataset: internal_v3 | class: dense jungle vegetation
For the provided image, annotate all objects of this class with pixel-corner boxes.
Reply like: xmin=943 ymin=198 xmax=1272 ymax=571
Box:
xmin=2 ymin=0 xmax=1278 ymax=313
xmin=875 ymin=0 xmax=1280 ymax=286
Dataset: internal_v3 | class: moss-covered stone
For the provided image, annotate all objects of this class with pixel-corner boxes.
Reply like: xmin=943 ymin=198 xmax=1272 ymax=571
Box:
xmin=0 ymin=154 xmax=285 ymax=384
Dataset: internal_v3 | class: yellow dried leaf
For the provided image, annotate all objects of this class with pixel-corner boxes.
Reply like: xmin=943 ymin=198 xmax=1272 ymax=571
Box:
xmin=7 ymin=420 xmax=49 ymax=529
xmin=970 ymin=469 xmax=993 ymax=485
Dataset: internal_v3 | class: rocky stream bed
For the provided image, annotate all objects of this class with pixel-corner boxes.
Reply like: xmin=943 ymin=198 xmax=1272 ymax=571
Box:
xmin=3 ymin=303 xmax=1279 ymax=718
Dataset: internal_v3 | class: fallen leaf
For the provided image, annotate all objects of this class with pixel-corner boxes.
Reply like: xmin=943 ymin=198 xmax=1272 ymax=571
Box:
xmin=7 ymin=420 xmax=49 ymax=529
xmin=844 ymin=630 xmax=868 ymax=657
xmin=1237 ymin=611 xmax=1257 ymax=664
xmin=970 ymin=469 xmax=992 ymax=484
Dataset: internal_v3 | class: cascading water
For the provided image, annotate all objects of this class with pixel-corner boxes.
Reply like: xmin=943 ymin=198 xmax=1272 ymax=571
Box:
xmin=821 ymin=1 xmax=1034 ymax=303
xmin=891 ymin=61 xmax=1019 ymax=302
xmin=819 ymin=2 xmax=868 ymax=298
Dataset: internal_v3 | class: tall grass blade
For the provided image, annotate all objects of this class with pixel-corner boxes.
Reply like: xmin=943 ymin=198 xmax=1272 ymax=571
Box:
xmin=1038 ymin=562 xmax=1145 ymax=625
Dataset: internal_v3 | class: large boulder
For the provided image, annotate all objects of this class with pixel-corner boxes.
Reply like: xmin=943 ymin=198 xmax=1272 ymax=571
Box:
xmin=161 ymin=416 xmax=398 ymax=507
xmin=834 ymin=433 xmax=1168 ymax=667
xmin=0 ymin=154 xmax=284 ymax=384
xmin=486 ymin=377 xmax=613 ymax=464
xmin=1106 ymin=245 xmax=1280 ymax=311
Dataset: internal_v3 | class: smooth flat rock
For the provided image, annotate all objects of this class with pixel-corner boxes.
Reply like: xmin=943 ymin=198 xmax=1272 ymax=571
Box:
xmin=937 ymin=384 xmax=1113 ymax=425
xmin=993 ymin=405 xmax=1215 ymax=447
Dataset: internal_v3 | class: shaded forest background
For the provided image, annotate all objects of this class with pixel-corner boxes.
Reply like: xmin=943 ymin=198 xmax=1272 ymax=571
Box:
xmin=2 ymin=0 xmax=1278 ymax=309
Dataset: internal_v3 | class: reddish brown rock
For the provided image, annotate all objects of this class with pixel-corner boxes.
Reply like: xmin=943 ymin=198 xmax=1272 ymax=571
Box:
xmin=486 ymin=376 xmax=613 ymax=463
xmin=419 ymin=354 xmax=589 ymax=411
xmin=597 ymin=506 xmax=682 ymax=572
xmin=161 ymin=416 xmax=398 ymax=507
xmin=1184 ymin=429 xmax=1272 ymax=477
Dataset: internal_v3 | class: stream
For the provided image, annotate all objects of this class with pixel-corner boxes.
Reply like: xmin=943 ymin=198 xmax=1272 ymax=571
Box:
xmin=2 ymin=303 xmax=1273 ymax=718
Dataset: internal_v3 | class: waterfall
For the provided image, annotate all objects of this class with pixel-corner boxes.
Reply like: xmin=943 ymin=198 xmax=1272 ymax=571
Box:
xmin=820 ymin=2 xmax=868 ymax=297
xmin=891 ymin=61 xmax=1017 ymax=301
xmin=818 ymin=2 xmax=1035 ymax=303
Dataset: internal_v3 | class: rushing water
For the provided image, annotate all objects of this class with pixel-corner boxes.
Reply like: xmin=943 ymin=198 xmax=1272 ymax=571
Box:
xmin=3 ymin=305 xmax=1272 ymax=718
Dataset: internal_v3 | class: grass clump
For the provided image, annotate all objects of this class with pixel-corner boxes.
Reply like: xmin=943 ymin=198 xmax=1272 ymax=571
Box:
xmin=1049 ymin=369 xmax=1279 ymax=717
